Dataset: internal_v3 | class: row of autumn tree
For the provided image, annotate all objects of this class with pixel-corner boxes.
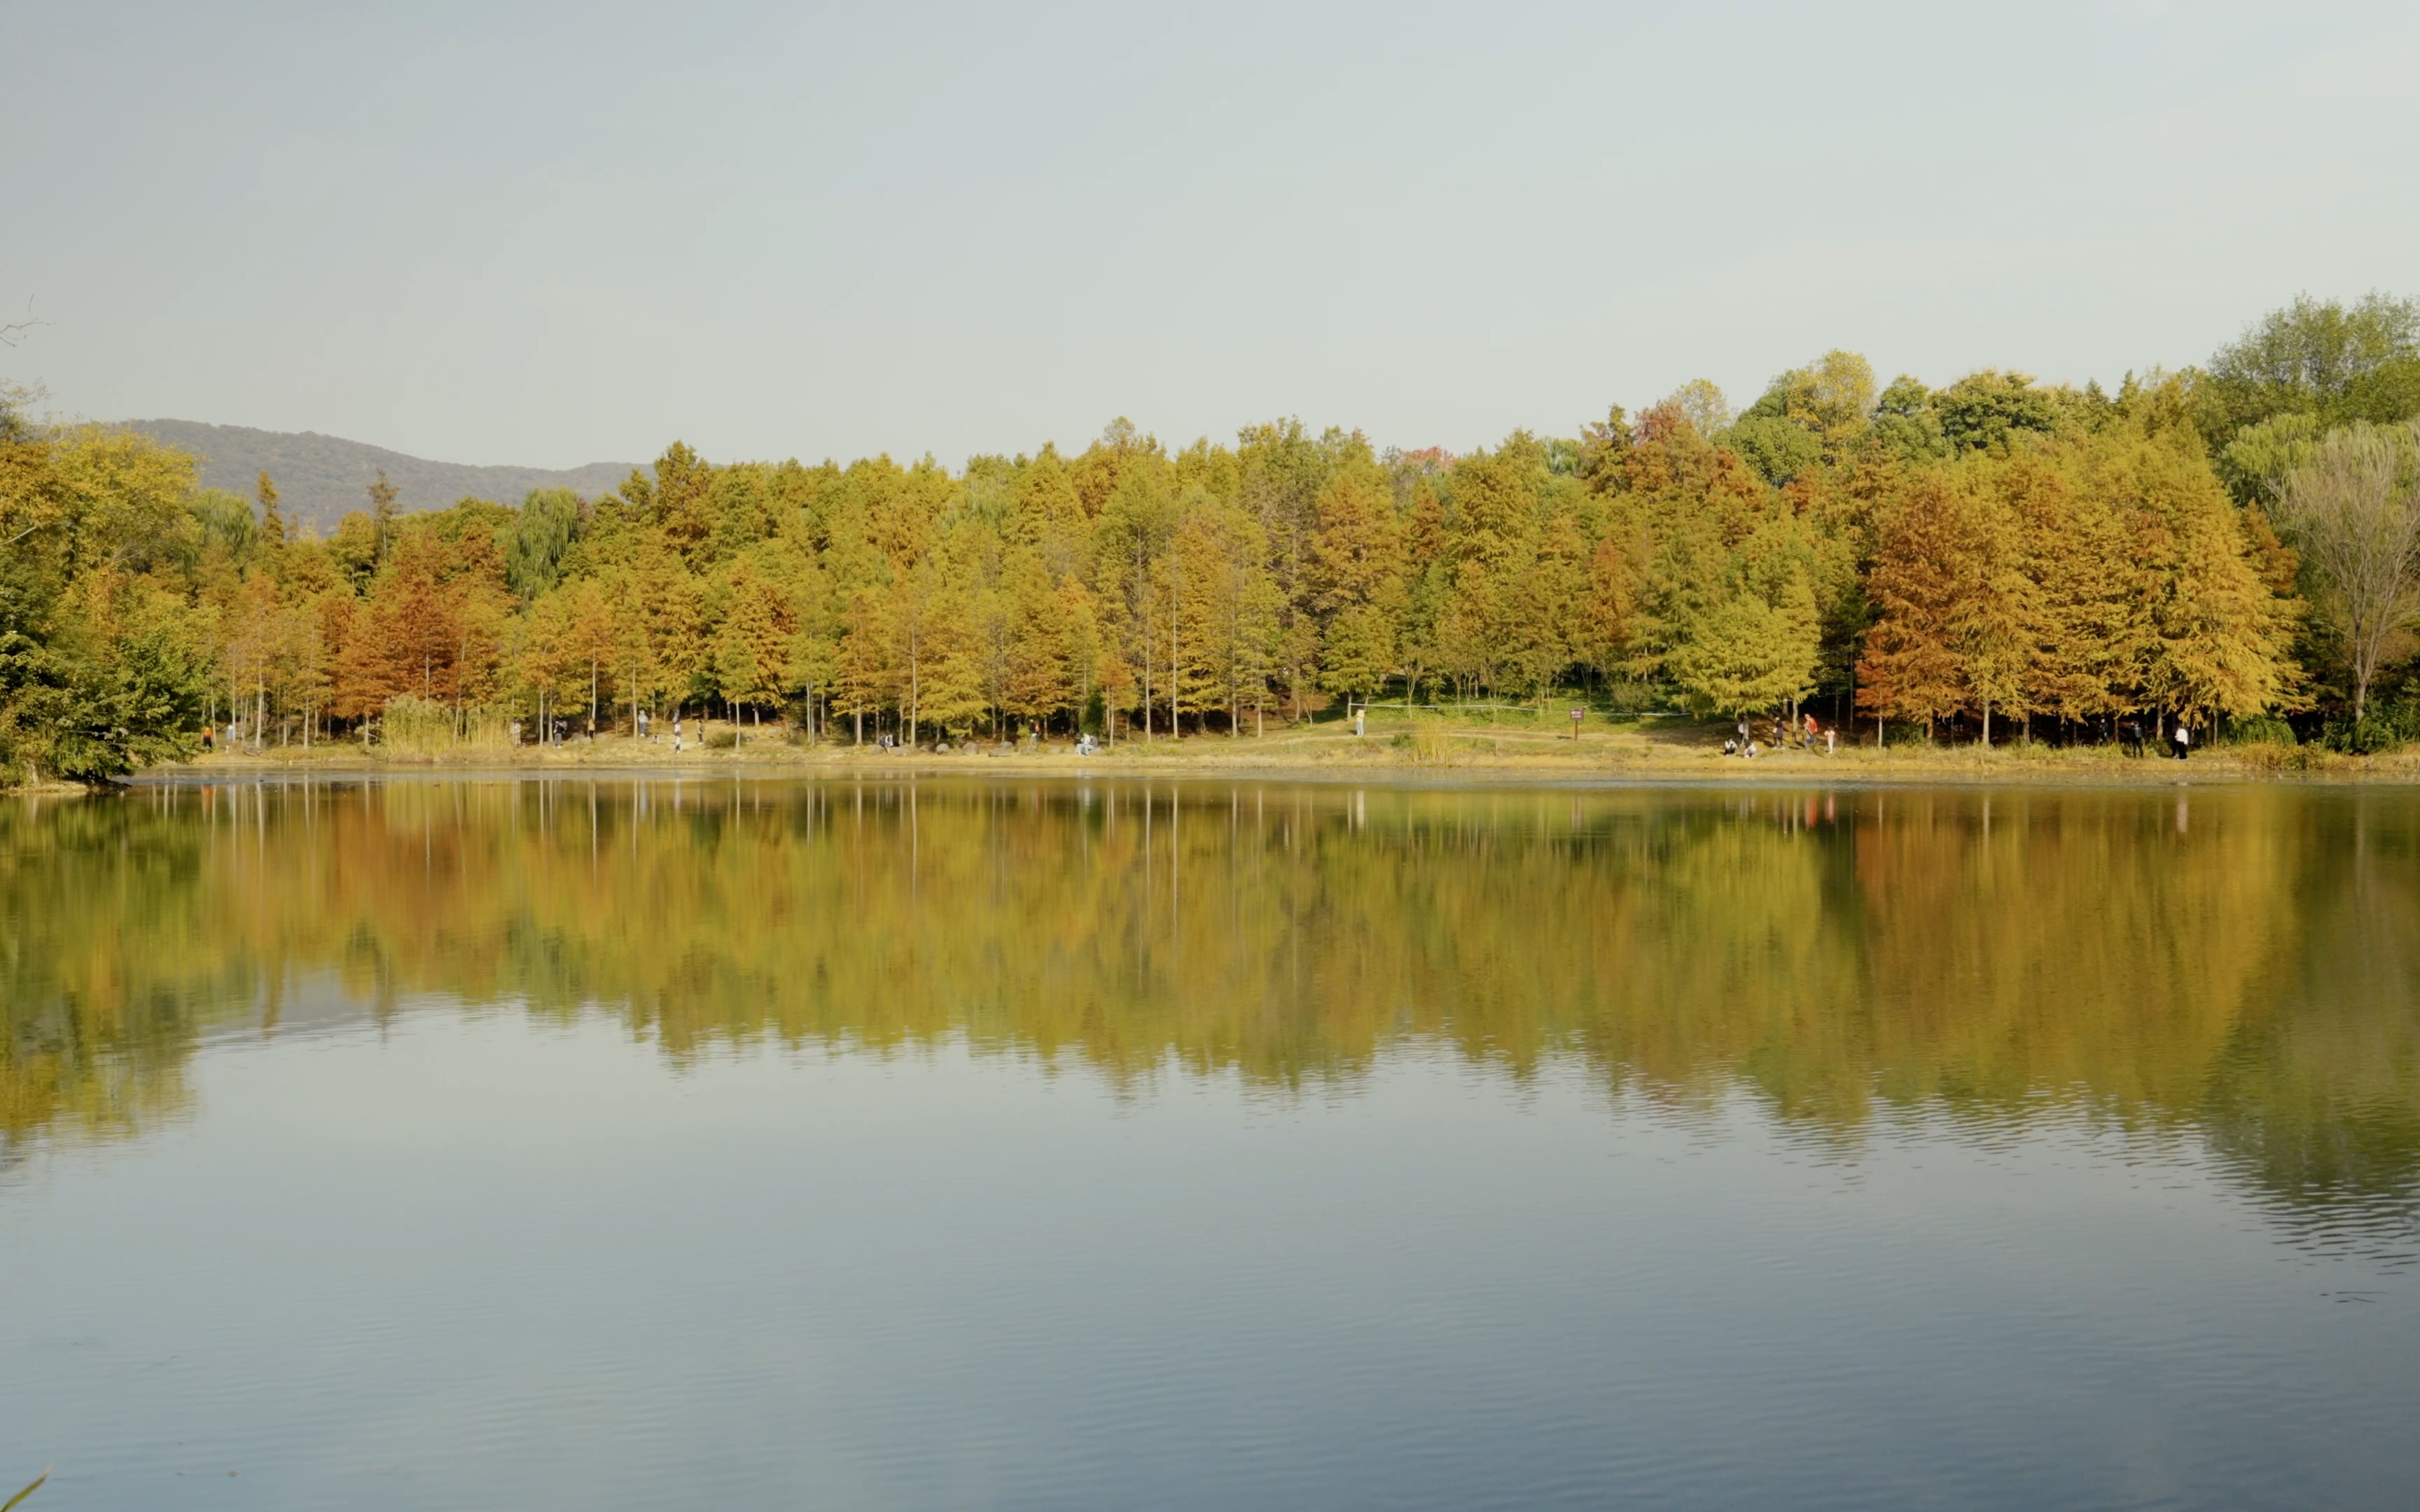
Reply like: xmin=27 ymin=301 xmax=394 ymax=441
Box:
xmin=4 ymin=293 xmax=2416 ymax=779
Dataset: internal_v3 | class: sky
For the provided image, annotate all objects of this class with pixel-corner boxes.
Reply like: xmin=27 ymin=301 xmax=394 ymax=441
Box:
xmin=7 ymin=0 xmax=2419 ymax=470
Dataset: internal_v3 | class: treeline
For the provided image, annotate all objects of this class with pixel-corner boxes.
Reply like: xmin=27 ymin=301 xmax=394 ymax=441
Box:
xmin=4 ymin=293 xmax=2418 ymax=779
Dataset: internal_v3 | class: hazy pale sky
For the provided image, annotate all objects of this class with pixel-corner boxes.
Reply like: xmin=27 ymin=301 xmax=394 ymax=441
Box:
xmin=8 ymin=1 xmax=2418 ymax=468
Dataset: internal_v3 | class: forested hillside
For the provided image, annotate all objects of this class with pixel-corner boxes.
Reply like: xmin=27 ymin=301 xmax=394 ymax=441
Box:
xmin=6 ymin=293 xmax=2419 ymax=783
xmin=120 ymin=419 xmax=641 ymax=533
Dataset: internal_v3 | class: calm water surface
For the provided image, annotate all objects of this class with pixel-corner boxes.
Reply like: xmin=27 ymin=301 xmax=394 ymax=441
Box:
xmin=4 ymin=776 xmax=2418 ymax=1509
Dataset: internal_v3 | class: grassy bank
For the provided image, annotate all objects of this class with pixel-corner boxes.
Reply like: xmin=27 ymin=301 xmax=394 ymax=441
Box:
xmin=158 ymin=706 xmax=2420 ymax=785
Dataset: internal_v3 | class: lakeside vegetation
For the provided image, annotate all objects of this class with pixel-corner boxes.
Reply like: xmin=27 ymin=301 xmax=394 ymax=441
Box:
xmin=6 ymin=294 xmax=2420 ymax=786
xmin=169 ymin=696 xmax=2420 ymax=782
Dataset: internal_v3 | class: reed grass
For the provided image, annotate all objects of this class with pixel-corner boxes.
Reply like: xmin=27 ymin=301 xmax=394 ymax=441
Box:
xmin=377 ymin=695 xmax=514 ymax=758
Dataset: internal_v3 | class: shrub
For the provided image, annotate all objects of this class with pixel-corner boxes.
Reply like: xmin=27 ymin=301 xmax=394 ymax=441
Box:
xmin=2221 ymin=714 xmax=2297 ymax=747
xmin=2236 ymin=741 xmax=2340 ymax=774
xmin=2323 ymin=701 xmax=2420 ymax=755
xmin=1599 ymin=678 xmax=1671 ymax=715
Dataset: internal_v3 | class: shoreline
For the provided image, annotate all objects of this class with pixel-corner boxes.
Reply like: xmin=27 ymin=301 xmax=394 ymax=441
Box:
xmin=118 ymin=722 xmax=2420 ymax=789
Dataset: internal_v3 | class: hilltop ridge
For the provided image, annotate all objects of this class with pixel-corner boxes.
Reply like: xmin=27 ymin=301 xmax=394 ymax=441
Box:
xmin=120 ymin=418 xmax=646 ymax=533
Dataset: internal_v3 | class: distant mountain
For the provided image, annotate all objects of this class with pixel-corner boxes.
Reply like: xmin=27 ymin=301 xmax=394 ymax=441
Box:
xmin=120 ymin=419 xmax=647 ymax=535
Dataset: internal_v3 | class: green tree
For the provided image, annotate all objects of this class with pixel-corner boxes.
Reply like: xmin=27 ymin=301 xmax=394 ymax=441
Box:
xmin=1724 ymin=350 xmax=1876 ymax=482
xmin=255 ymin=470 xmax=288 ymax=551
xmin=1936 ymin=371 xmax=2066 ymax=454
xmin=1867 ymin=376 xmax=1950 ymax=464
xmin=0 ymin=426 xmax=212 ymax=783
xmin=507 ymin=488 xmax=583 ymax=600
xmin=2199 ymin=292 xmax=2420 ymax=449
xmin=1667 ymin=576 xmax=1819 ymax=720
xmin=367 ymin=467 xmax=401 ymax=569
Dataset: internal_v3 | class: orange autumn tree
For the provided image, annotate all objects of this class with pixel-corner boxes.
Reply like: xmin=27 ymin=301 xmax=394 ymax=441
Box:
xmin=328 ymin=513 xmax=514 ymax=734
xmin=1856 ymin=471 xmax=1970 ymax=741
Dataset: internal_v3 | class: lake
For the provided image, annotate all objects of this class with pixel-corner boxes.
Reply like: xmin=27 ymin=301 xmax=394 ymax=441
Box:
xmin=4 ymin=775 xmax=2416 ymax=1509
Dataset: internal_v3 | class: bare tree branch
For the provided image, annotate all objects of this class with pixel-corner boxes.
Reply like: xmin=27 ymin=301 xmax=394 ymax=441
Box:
xmin=0 ymin=298 xmax=43 ymax=348
xmin=2273 ymin=420 xmax=2420 ymax=719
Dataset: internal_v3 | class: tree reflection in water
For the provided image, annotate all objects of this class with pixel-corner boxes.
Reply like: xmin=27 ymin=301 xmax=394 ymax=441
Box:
xmin=4 ymin=777 xmax=2414 ymax=1249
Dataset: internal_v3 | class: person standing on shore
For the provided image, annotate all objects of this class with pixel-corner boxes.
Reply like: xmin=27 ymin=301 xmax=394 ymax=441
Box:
xmin=2174 ymin=721 xmax=2190 ymax=760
